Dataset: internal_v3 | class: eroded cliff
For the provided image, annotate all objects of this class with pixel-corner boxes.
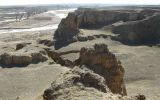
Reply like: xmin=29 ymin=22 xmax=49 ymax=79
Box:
xmin=43 ymin=44 xmax=145 ymax=100
xmin=53 ymin=8 xmax=160 ymax=47
xmin=112 ymin=14 xmax=160 ymax=45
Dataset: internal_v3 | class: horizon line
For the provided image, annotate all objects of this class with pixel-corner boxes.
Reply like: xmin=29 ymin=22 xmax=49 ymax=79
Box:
xmin=0 ymin=3 xmax=160 ymax=7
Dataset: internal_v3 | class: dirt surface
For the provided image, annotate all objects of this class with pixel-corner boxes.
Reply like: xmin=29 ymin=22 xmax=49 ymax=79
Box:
xmin=0 ymin=8 xmax=160 ymax=100
xmin=0 ymin=63 xmax=69 ymax=100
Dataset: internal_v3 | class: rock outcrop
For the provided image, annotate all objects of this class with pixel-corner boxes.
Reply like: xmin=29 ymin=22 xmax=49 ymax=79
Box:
xmin=54 ymin=12 xmax=79 ymax=41
xmin=0 ymin=53 xmax=32 ymax=66
xmin=75 ymin=44 xmax=126 ymax=95
xmin=0 ymin=45 xmax=48 ymax=67
xmin=43 ymin=66 xmax=109 ymax=100
xmin=76 ymin=9 xmax=144 ymax=28
xmin=112 ymin=14 xmax=160 ymax=45
xmin=54 ymin=9 xmax=144 ymax=48
xmin=54 ymin=8 xmax=160 ymax=47
xmin=43 ymin=66 xmax=145 ymax=100
xmin=43 ymin=66 xmax=140 ymax=100
xmin=0 ymin=45 xmax=79 ymax=67
xmin=54 ymin=12 xmax=79 ymax=49
xmin=0 ymin=51 xmax=48 ymax=67
xmin=43 ymin=44 xmax=145 ymax=100
xmin=44 ymin=48 xmax=75 ymax=67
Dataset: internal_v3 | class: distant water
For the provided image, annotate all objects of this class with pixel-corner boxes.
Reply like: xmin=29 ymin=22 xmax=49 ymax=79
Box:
xmin=0 ymin=24 xmax=58 ymax=34
xmin=45 ymin=8 xmax=77 ymax=18
xmin=0 ymin=8 xmax=76 ymax=34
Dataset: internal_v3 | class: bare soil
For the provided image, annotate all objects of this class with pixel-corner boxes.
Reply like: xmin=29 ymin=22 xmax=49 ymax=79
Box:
xmin=0 ymin=10 xmax=160 ymax=100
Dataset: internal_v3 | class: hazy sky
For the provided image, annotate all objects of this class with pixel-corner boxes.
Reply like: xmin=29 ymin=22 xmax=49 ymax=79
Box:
xmin=1 ymin=0 xmax=160 ymax=6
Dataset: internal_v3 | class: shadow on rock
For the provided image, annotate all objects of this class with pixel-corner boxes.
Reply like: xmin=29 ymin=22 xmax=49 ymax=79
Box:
xmin=54 ymin=41 xmax=73 ymax=50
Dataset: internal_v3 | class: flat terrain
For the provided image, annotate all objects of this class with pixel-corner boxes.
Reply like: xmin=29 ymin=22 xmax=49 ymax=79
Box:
xmin=0 ymin=63 xmax=69 ymax=100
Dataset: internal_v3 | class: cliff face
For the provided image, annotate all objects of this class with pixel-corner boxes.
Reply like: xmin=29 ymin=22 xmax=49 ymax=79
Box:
xmin=54 ymin=12 xmax=79 ymax=42
xmin=75 ymin=44 xmax=126 ymax=95
xmin=53 ymin=9 xmax=145 ymax=48
xmin=54 ymin=8 xmax=160 ymax=47
xmin=112 ymin=14 xmax=160 ymax=45
xmin=76 ymin=9 xmax=143 ymax=28
xmin=75 ymin=8 xmax=160 ymax=29
xmin=43 ymin=44 xmax=145 ymax=100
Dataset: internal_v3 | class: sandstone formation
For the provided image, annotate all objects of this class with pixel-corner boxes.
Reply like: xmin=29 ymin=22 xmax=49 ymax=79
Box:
xmin=75 ymin=44 xmax=126 ymax=95
xmin=112 ymin=14 xmax=160 ymax=45
xmin=0 ymin=51 xmax=48 ymax=67
xmin=54 ymin=9 xmax=143 ymax=48
xmin=43 ymin=44 xmax=145 ymax=100
xmin=0 ymin=53 xmax=32 ymax=66
xmin=0 ymin=44 xmax=79 ymax=67
xmin=76 ymin=8 xmax=160 ymax=29
xmin=54 ymin=12 xmax=79 ymax=46
xmin=76 ymin=8 xmax=144 ymax=28
xmin=43 ymin=66 xmax=145 ymax=100
xmin=54 ymin=8 xmax=160 ymax=47
xmin=43 ymin=66 xmax=108 ymax=100
xmin=0 ymin=45 xmax=48 ymax=67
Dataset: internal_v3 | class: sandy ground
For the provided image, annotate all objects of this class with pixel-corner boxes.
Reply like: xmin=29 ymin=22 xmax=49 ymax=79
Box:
xmin=0 ymin=63 xmax=69 ymax=100
xmin=0 ymin=9 xmax=160 ymax=100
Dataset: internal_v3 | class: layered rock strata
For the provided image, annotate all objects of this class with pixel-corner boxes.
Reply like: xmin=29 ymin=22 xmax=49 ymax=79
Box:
xmin=75 ymin=44 xmax=126 ymax=95
xmin=0 ymin=46 xmax=48 ymax=66
xmin=43 ymin=44 xmax=145 ymax=100
xmin=43 ymin=66 xmax=145 ymax=100
xmin=54 ymin=8 xmax=160 ymax=47
xmin=112 ymin=14 xmax=160 ymax=45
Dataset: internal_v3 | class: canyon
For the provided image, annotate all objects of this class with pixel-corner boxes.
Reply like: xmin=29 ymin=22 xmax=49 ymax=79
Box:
xmin=0 ymin=5 xmax=160 ymax=100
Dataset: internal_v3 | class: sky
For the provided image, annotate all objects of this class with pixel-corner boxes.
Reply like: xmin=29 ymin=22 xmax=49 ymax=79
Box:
xmin=0 ymin=0 xmax=160 ymax=6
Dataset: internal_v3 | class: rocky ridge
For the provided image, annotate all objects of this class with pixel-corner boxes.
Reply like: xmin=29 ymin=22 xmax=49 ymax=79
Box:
xmin=0 ymin=44 xmax=48 ymax=67
xmin=112 ymin=14 xmax=160 ymax=45
xmin=53 ymin=8 xmax=160 ymax=47
xmin=43 ymin=44 xmax=145 ymax=100
xmin=0 ymin=43 xmax=77 ymax=67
